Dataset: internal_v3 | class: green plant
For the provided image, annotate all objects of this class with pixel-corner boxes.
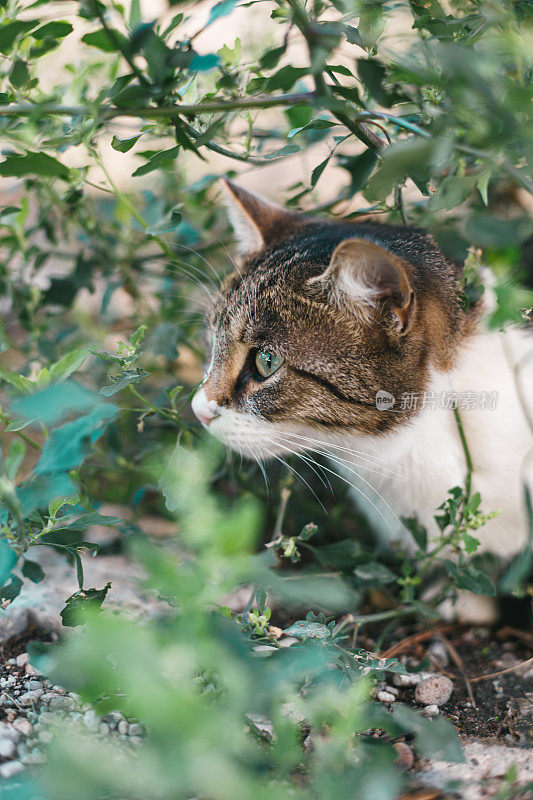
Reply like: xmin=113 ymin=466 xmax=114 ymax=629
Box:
xmin=0 ymin=0 xmax=532 ymax=796
xmin=23 ymin=446 xmax=462 ymax=800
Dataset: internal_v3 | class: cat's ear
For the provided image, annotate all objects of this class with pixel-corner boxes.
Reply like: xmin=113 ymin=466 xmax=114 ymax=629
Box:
xmin=221 ymin=179 xmax=301 ymax=257
xmin=309 ymin=238 xmax=415 ymax=332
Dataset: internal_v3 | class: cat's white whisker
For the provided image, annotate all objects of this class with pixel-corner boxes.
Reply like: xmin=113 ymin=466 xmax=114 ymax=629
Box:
xmin=173 ymin=242 xmax=224 ymax=287
xmin=282 ymin=431 xmax=418 ymax=484
xmin=272 ymin=438 xmax=334 ymax=494
xmin=282 ymin=430 xmax=418 ymax=480
xmin=265 ymin=448 xmax=327 ymax=513
xmin=276 ymin=442 xmax=399 ymax=536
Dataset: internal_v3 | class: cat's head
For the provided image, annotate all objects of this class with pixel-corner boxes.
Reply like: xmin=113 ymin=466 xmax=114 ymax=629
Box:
xmin=191 ymin=180 xmax=465 ymax=459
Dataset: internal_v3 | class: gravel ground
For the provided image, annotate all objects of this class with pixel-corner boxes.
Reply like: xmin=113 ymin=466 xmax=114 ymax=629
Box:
xmin=0 ymin=544 xmax=531 ymax=798
xmin=0 ymin=645 xmax=145 ymax=780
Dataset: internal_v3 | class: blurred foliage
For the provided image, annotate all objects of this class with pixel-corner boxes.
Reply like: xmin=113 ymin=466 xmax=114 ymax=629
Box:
xmin=0 ymin=0 xmax=532 ymax=797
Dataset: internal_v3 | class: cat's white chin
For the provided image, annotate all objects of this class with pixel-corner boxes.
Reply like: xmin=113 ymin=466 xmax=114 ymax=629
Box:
xmin=206 ymin=409 xmax=306 ymax=461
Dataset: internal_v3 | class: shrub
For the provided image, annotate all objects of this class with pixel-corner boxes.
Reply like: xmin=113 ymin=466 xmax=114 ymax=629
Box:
xmin=0 ymin=0 xmax=531 ymax=797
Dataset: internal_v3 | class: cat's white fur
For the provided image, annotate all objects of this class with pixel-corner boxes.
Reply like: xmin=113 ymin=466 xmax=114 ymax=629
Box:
xmin=200 ymin=321 xmax=533 ymax=559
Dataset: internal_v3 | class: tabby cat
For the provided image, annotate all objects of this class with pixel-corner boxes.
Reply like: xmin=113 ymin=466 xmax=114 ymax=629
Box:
xmin=192 ymin=180 xmax=533 ymax=566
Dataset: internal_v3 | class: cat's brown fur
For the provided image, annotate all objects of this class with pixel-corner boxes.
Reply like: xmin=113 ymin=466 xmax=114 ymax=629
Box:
xmin=202 ymin=180 xmax=476 ymax=436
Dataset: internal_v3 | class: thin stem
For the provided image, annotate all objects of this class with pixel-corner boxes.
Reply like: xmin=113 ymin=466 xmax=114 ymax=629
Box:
xmin=94 ymin=2 xmax=150 ymax=89
xmin=284 ymin=0 xmax=383 ymax=152
xmin=0 ymin=94 xmax=315 ymax=120
xmin=127 ymin=385 xmax=177 ymax=422
xmin=453 ymin=406 xmax=473 ymax=501
xmin=271 ymin=484 xmax=292 ymax=542
xmin=0 ymin=414 xmax=42 ymax=451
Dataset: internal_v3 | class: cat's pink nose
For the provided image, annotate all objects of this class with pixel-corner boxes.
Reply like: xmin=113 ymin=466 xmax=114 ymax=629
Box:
xmin=192 ymin=387 xmax=220 ymax=426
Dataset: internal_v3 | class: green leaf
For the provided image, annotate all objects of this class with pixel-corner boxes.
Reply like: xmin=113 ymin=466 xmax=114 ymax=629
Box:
xmin=35 ymin=404 xmax=117 ymax=476
xmin=4 ymin=439 xmax=25 ymax=482
xmin=401 ymin=516 xmax=427 ymax=551
xmin=22 ymin=558 xmax=45 ymax=583
xmin=310 ymin=154 xmax=331 ymax=188
xmin=499 ymin=547 xmax=533 ymax=594
xmin=81 ymin=29 xmax=130 ymax=53
xmin=444 ymin=560 xmax=496 ymax=596
xmin=353 ymin=562 xmax=396 ymax=585
xmin=49 ymin=348 xmax=89 ymax=382
xmin=288 ymin=118 xmax=337 ymax=138
xmin=18 ymin=473 xmax=76 ymax=517
xmin=461 ymin=532 xmax=480 ymax=554
xmin=132 ymin=146 xmax=181 ymax=177
xmin=427 ymin=175 xmax=476 ymax=212
xmin=0 ymin=20 xmax=38 ymax=54
xmin=393 ymin=704 xmax=464 ymax=762
xmin=0 ymin=369 xmax=34 ymax=394
xmin=365 ymin=139 xmax=433 ymax=201
xmin=0 ymin=574 xmax=23 ymax=603
xmin=266 ymin=66 xmax=308 ymax=92
xmin=111 ymin=134 xmax=141 ymax=153
xmin=49 ymin=495 xmax=79 ymax=519
xmin=99 ymin=369 xmax=149 ymax=396
xmin=260 ymin=44 xmax=286 ymax=70
xmin=9 ymin=59 xmax=29 ymax=88
xmin=357 ymin=58 xmax=392 ymax=106
xmin=283 ymin=620 xmax=332 ymax=639
xmin=146 ymin=206 xmax=183 ymax=235
xmin=64 ymin=512 xmax=122 ymax=530
xmin=206 ymin=0 xmax=237 ymax=27
xmin=32 ymin=21 xmax=73 ymax=39
xmin=129 ymin=0 xmax=142 ymax=29
xmin=465 ymin=213 xmax=533 ymax=248
xmin=337 ymin=149 xmax=378 ymax=193
xmin=0 ymin=539 xmax=17 ymax=587
xmin=341 ymin=23 xmax=364 ymax=48
xmin=11 ymin=381 xmax=99 ymax=427
xmin=60 ymin=583 xmax=111 ymax=627
xmin=0 ymin=152 xmax=70 ymax=180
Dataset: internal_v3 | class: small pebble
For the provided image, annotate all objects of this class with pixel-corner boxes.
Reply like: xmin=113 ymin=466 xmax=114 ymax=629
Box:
xmin=415 ymin=675 xmax=453 ymax=707
xmin=0 ymin=722 xmax=19 ymax=741
xmin=392 ymin=672 xmax=421 ymax=687
xmin=128 ymin=723 xmax=144 ymax=737
xmin=278 ymin=637 xmax=299 ymax=648
xmin=25 ymin=680 xmax=43 ymax=692
xmin=0 ymin=760 xmax=24 ymax=779
xmin=0 ymin=737 xmax=16 ymax=758
xmin=47 ymin=695 xmax=76 ymax=712
xmin=99 ymin=723 xmax=110 ymax=735
xmin=423 ymin=704 xmax=440 ymax=716
xmin=384 ymin=685 xmax=399 ymax=697
xmin=393 ymin=741 xmax=414 ymax=770
xmin=13 ymin=718 xmax=32 ymax=736
xmin=377 ymin=691 xmax=396 ymax=704
xmin=427 ymin=641 xmax=449 ymax=668
xmin=118 ymin=720 xmax=129 ymax=735
xmin=104 ymin=711 xmax=122 ymax=730
xmin=83 ymin=710 xmax=99 ymax=731
xmin=38 ymin=730 xmax=53 ymax=744
xmin=16 ymin=653 xmax=29 ymax=667
xmin=19 ymin=690 xmax=44 ymax=706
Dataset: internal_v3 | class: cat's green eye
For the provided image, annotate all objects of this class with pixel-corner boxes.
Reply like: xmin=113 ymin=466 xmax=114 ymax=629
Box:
xmin=255 ymin=350 xmax=284 ymax=378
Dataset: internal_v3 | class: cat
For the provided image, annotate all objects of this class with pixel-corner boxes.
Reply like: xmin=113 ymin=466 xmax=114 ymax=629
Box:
xmin=192 ymin=180 xmax=533 ymax=574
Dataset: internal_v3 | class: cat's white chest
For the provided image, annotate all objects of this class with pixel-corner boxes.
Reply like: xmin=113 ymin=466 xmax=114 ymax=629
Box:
xmin=335 ymin=328 xmax=533 ymax=559
xmin=338 ymin=403 xmax=465 ymax=551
